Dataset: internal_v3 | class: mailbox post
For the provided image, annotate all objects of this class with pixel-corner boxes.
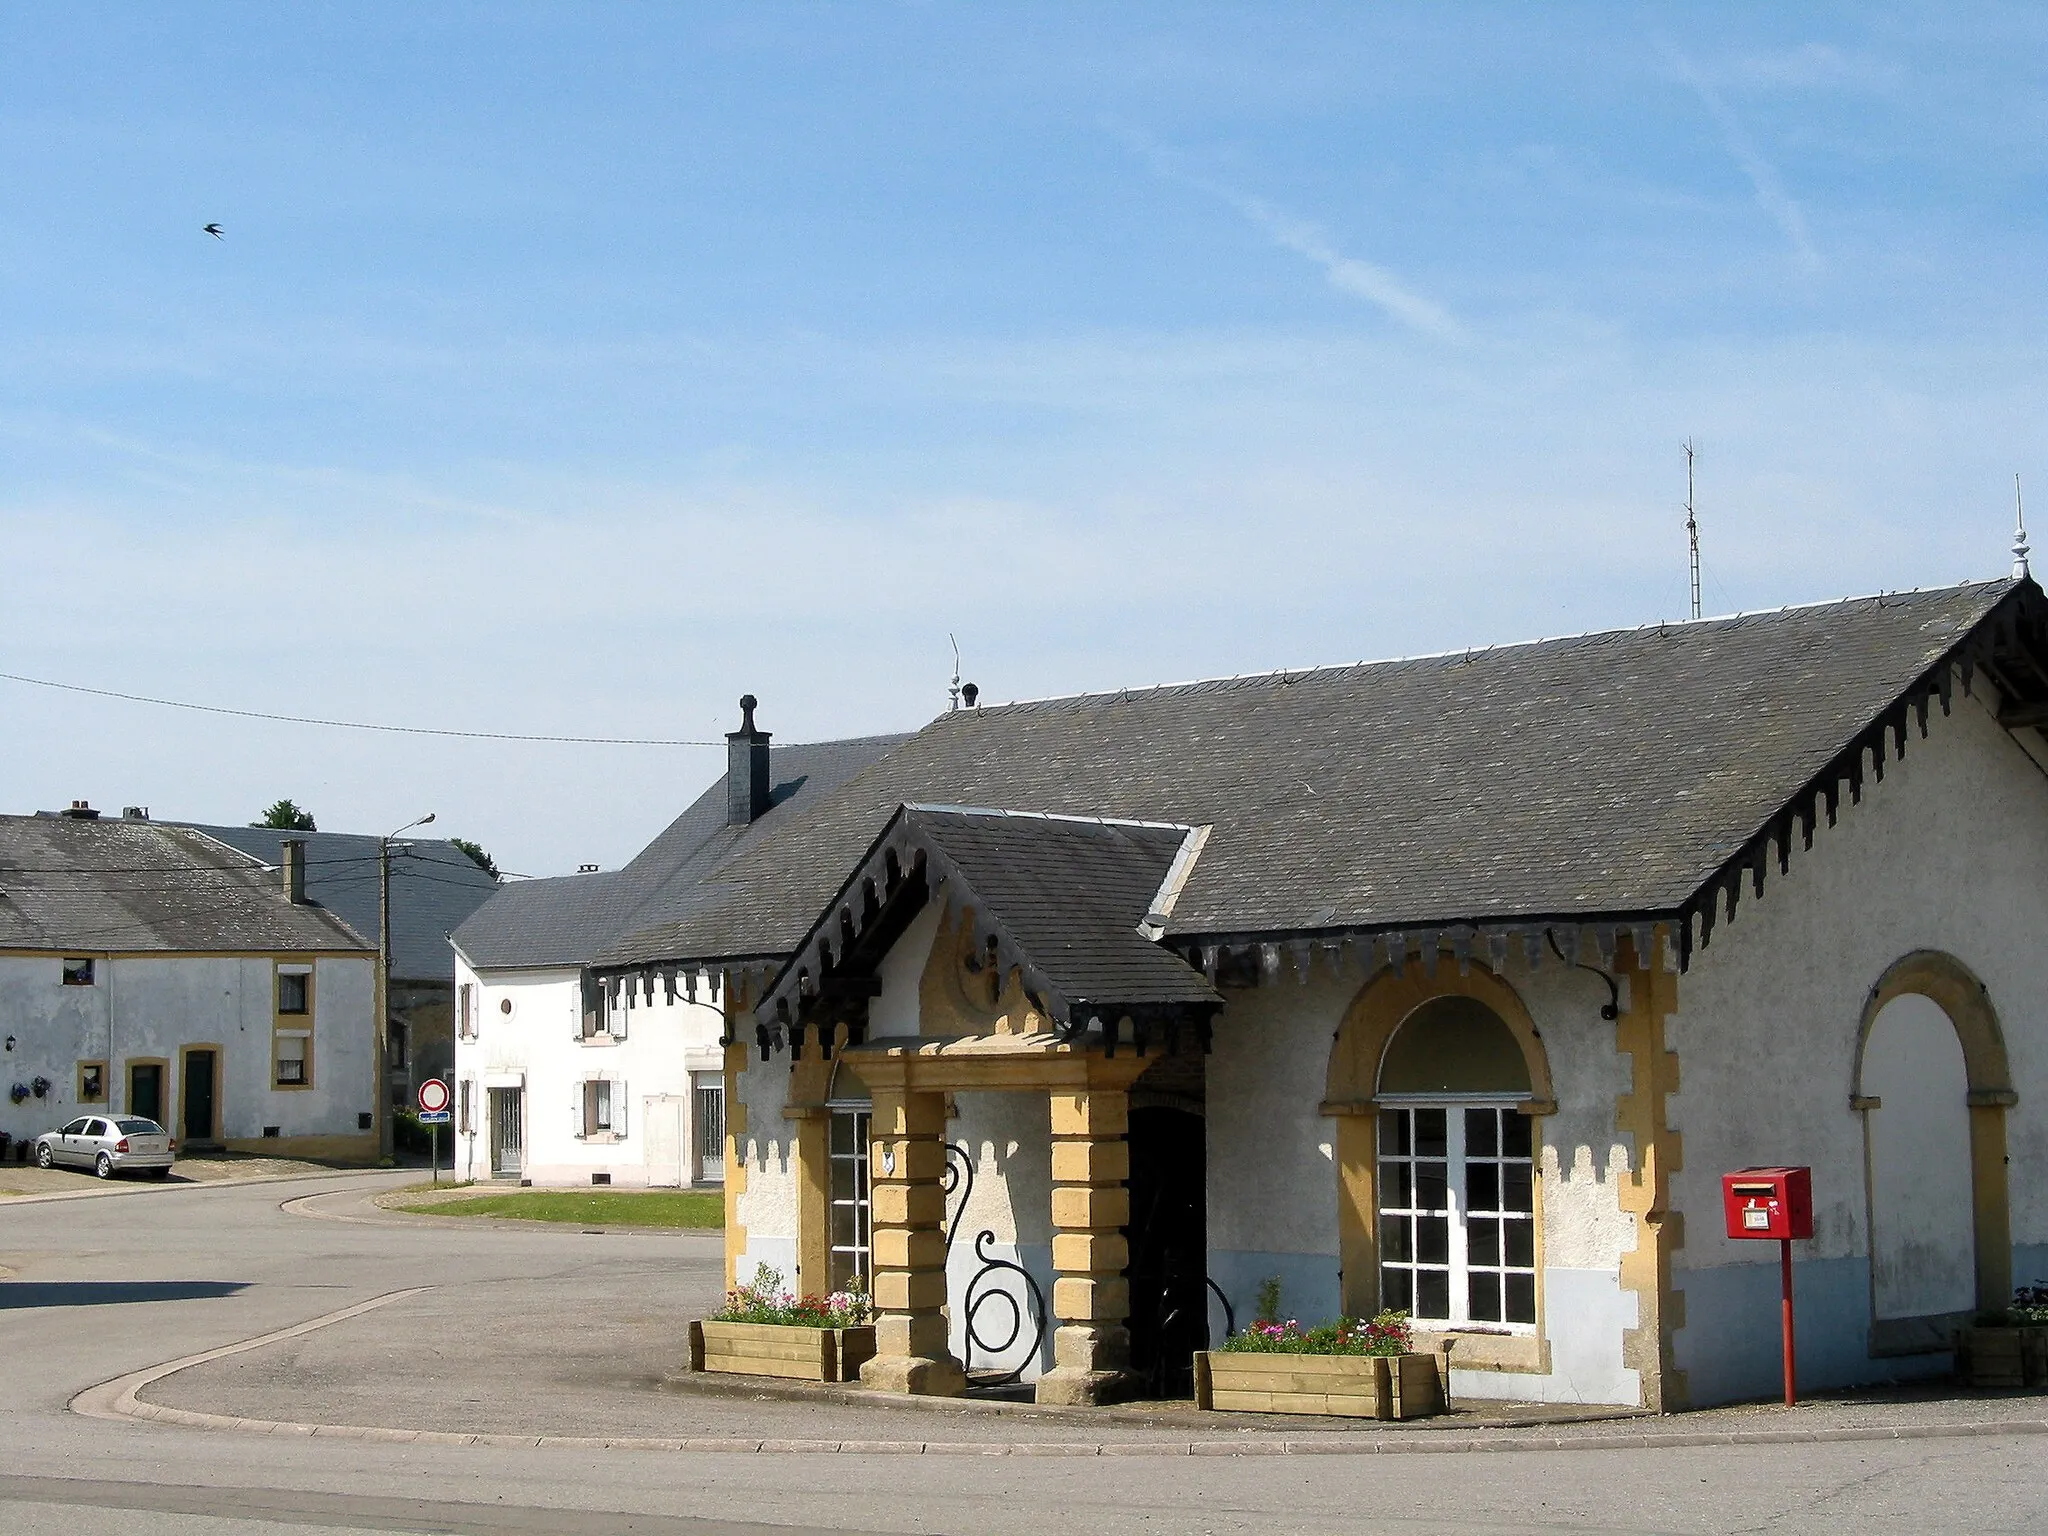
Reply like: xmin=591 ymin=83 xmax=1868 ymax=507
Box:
xmin=1721 ymin=1167 xmax=1813 ymax=1406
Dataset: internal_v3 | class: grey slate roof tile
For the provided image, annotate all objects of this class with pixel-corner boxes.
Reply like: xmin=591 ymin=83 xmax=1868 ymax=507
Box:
xmin=169 ymin=824 xmax=499 ymax=984
xmin=451 ymin=733 xmax=910 ymax=971
xmin=600 ymin=579 xmax=2023 ymax=969
xmin=0 ymin=817 xmax=370 ymax=954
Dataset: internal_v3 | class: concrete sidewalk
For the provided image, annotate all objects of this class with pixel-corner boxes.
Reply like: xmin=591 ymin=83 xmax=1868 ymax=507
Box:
xmin=121 ymin=1266 xmax=2048 ymax=1455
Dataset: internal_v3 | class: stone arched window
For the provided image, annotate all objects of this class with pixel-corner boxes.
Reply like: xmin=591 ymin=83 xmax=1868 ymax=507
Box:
xmin=1852 ymin=951 xmax=2016 ymax=1330
xmin=1375 ymin=997 xmax=1537 ymax=1329
xmin=1324 ymin=969 xmax=1554 ymax=1326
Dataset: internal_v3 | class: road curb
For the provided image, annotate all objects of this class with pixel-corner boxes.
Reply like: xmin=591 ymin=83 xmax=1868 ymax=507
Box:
xmin=0 ymin=1165 xmax=408 ymax=1207
xmin=281 ymin=1186 xmax=728 ymax=1237
xmin=76 ymin=1315 xmax=2048 ymax=1456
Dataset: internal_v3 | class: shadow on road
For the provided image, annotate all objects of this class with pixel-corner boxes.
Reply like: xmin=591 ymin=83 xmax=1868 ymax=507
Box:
xmin=0 ymin=1280 xmax=249 ymax=1309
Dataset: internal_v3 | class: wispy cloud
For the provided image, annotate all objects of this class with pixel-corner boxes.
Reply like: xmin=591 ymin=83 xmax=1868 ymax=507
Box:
xmin=1666 ymin=47 xmax=1824 ymax=274
xmin=1724 ymin=43 xmax=1900 ymax=92
xmin=1114 ymin=123 xmax=1466 ymax=343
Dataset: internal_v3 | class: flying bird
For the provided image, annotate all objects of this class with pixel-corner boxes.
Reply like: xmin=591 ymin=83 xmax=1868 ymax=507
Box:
xmin=203 ymin=223 xmax=223 ymax=239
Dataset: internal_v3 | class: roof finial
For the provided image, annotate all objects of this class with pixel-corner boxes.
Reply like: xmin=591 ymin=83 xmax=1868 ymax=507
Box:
xmin=948 ymin=634 xmax=962 ymax=711
xmin=2015 ymin=473 xmax=2032 ymax=580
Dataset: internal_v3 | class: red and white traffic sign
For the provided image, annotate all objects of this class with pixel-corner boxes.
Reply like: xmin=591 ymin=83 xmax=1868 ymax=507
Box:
xmin=418 ymin=1078 xmax=451 ymax=1115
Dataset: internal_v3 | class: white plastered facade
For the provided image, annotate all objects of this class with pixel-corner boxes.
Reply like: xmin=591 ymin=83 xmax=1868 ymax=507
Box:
xmin=1668 ymin=689 xmax=2048 ymax=1406
xmin=727 ymin=685 xmax=2048 ymax=1411
xmin=0 ymin=950 xmax=375 ymax=1154
xmin=451 ymin=954 xmax=728 ymax=1187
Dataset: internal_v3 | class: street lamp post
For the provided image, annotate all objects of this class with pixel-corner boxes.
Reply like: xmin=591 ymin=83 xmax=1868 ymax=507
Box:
xmin=379 ymin=813 xmax=435 ymax=1161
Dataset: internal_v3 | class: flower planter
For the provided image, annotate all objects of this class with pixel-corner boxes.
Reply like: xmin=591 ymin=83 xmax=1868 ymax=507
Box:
xmin=1193 ymin=1350 xmax=1444 ymax=1421
xmin=689 ymin=1319 xmax=876 ymax=1384
xmin=1958 ymin=1325 xmax=2048 ymax=1389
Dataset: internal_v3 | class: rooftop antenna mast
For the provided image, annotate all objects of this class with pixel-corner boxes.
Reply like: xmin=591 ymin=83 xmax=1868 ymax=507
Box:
xmin=2015 ymin=474 xmax=2032 ymax=580
xmin=948 ymin=634 xmax=962 ymax=711
xmin=1684 ymin=439 xmax=1702 ymax=621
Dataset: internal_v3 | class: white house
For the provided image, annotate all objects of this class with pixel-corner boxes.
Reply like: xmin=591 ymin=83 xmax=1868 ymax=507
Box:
xmin=0 ymin=807 xmax=379 ymax=1159
xmin=448 ymin=703 xmax=904 ymax=1187
xmin=588 ymin=576 xmax=2048 ymax=1412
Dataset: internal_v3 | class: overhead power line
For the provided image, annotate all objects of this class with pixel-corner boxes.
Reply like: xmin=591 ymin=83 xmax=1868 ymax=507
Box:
xmin=0 ymin=670 xmax=725 ymax=747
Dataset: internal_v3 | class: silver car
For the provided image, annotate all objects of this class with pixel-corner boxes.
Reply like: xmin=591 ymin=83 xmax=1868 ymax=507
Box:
xmin=34 ymin=1115 xmax=176 ymax=1179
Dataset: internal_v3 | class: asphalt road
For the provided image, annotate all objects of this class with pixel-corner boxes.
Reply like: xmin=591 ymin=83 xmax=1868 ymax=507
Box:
xmin=3 ymin=1171 xmax=2046 ymax=1535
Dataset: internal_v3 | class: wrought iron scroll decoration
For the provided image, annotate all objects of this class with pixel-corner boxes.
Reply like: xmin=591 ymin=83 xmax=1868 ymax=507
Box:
xmin=1205 ymin=1277 xmax=1236 ymax=1341
xmin=960 ymin=1230 xmax=1049 ymax=1386
xmin=1546 ymin=930 xmax=1620 ymax=1020
xmin=941 ymin=1141 xmax=1050 ymax=1385
xmin=942 ymin=1141 xmax=974 ymax=1252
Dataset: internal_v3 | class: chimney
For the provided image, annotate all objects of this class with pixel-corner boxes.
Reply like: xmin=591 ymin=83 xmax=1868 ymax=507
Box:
xmin=121 ymin=806 xmax=149 ymax=821
xmin=63 ymin=800 xmax=101 ymax=820
xmin=726 ymin=694 xmax=772 ymax=826
xmin=281 ymin=838 xmax=307 ymax=904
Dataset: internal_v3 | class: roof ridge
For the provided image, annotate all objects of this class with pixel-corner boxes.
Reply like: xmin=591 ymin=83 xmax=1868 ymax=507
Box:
xmin=904 ymin=802 xmax=1194 ymax=833
xmin=967 ymin=577 xmax=2018 ymax=714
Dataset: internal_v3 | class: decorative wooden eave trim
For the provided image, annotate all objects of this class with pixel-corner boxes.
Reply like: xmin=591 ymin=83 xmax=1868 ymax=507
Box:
xmin=746 ymin=804 xmax=1222 ymax=1064
xmin=1672 ymin=579 xmax=2048 ymax=971
xmin=1168 ymin=915 xmax=1680 ymax=989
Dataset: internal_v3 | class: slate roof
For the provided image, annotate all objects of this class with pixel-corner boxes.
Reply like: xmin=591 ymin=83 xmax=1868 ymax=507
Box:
xmin=0 ymin=816 xmax=370 ymax=954
xmin=170 ymin=824 xmax=499 ymax=984
xmin=760 ymin=806 xmax=1219 ymax=1030
xmin=451 ymin=733 xmax=910 ymax=971
xmin=602 ymin=578 xmax=2037 ymax=972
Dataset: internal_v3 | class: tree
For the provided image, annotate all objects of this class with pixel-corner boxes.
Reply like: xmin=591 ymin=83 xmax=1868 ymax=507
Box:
xmin=254 ymin=799 xmax=317 ymax=831
xmin=450 ymin=838 xmax=500 ymax=880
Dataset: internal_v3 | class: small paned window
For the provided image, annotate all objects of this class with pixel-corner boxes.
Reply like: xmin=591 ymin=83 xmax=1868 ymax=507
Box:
xmin=1378 ymin=1106 xmax=1535 ymax=1328
xmin=275 ymin=1036 xmax=308 ymax=1087
xmin=694 ymin=1078 xmax=725 ymax=1184
xmin=277 ymin=970 xmax=310 ymax=1015
xmin=63 ymin=958 xmax=95 ymax=986
xmin=78 ymin=1062 xmax=106 ymax=1102
xmin=828 ymin=1108 xmax=872 ymax=1293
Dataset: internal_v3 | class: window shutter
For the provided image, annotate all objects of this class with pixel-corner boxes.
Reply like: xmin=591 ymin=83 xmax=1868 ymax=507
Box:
xmin=610 ymin=997 xmax=628 ymax=1041
xmin=573 ymin=1085 xmax=586 ymax=1138
xmin=616 ymin=1081 xmax=628 ymax=1138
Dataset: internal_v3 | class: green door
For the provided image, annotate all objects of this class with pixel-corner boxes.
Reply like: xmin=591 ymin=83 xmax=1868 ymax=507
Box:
xmin=129 ymin=1063 xmax=163 ymax=1124
xmin=182 ymin=1050 xmax=216 ymax=1143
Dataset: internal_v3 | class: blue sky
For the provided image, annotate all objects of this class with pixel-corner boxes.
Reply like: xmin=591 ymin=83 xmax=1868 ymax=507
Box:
xmin=4 ymin=4 xmax=2044 ymax=874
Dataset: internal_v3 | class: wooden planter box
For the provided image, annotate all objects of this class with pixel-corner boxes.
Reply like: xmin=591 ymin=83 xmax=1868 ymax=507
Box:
xmin=689 ymin=1319 xmax=876 ymax=1384
xmin=1958 ymin=1325 xmax=2048 ymax=1389
xmin=1193 ymin=1350 xmax=1444 ymax=1421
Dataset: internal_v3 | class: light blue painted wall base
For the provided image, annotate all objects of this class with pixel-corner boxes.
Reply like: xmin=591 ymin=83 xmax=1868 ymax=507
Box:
xmin=1676 ymin=1254 xmax=1952 ymax=1406
xmin=1207 ymin=1250 xmax=1341 ymax=1339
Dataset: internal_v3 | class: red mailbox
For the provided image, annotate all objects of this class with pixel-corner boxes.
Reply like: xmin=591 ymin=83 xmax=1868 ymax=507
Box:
xmin=1721 ymin=1165 xmax=1812 ymax=1407
xmin=1721 ymin=1167 xmax=1813 ymax=1242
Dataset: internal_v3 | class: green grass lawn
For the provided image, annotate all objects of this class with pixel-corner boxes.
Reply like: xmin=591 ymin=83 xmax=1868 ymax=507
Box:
xmin=396 ymin=1189 xmax=725 ymax=1228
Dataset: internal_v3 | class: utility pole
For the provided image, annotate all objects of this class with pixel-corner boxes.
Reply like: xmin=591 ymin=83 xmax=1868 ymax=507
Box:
xmin=378 ymin=813 xmax=435 ymax=1162
xmin=1684 ymin=439 xmax=1702 ymax=621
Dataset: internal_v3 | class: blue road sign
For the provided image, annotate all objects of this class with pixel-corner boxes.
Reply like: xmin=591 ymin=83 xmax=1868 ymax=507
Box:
xmin=417 ymin=1109 xmax=452 ymax=1124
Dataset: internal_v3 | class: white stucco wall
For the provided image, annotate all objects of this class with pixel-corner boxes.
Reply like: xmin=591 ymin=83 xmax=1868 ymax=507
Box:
xmin=1670 ymin=692 xmax=2048 ymax=1405
xmin=733 ymin=1037 xmax=799 ymax=1287
xmin=1206 ymin=953 xmax=1643 ymax=1406
xmin=451 ymin=956 xmax=726 ymax=1187
xmin=0 ymin=950 xmax=375 ymax=1150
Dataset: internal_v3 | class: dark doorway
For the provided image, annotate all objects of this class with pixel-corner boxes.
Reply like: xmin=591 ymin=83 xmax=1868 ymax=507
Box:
xmin=129 ymin=1063 xmax=163 ymax=1125
xmin=1124 ymin=1105 xmax=1209 ymax=1398
xmin=181 ymin=1050 xmax=216 ymax=1144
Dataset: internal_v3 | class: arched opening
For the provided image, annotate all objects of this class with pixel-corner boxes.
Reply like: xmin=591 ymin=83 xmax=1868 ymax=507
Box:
xmin=1324 ymin=968 xmax=1553 ymax=1326
xmin=1853 ymin=951 xmax=2017 ymax=1330
xmin=1861 ymin=995 xmax=1974 ymax=1320
xmin=1375 ymin=995 xmax=1536 ymax=1330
